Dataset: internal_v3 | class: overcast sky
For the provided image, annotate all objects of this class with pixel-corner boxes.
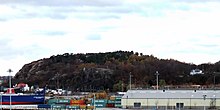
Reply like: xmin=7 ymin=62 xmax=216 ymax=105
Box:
xmin=1 ymin=0 xmax=220 ymax=76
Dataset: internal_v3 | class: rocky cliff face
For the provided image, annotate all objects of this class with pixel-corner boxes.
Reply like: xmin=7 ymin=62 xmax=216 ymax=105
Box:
xmin=15 ymin=58 xmax=115 ymax=91
xmin=15 ymin=60 xmax=52 ymax=86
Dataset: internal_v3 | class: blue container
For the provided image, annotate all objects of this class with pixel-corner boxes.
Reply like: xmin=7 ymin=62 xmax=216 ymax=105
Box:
xmin=66 ymin=105 xmax=80 ymax=109
xmin=47 ymin=99 xmax=57 ymax=104
xmin=115 ymin=101 xmax=121 ymax=104
xmin=93 ymin=99 xmax=107 ymax=104
xmin=51 ymin=104 xmax=65 ymax=109
xmin=108 ymin=100 xmax=115 ymax=103
xmin=115 ymin=104 xmax=122 ymax=108
xmin=95 ymin=103 xmax=106 ymax=108
xmin=115 ymin=96 xmax=122 ymax=100
xmin=38 ymin=104 xmax=51 ymax=108
xmin=57 ymin=99 xmax=70 ymax=104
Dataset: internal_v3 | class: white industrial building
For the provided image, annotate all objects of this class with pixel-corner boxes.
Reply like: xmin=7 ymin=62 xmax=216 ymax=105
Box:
xmin=121 ymin=90 xmax=220 ymax=109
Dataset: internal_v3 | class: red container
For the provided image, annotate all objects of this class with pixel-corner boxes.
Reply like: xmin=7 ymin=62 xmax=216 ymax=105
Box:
xmin=70 ymin=100 xmax=85 ymax=105
xmin=106 ymin=103 xmax=115 ymax=108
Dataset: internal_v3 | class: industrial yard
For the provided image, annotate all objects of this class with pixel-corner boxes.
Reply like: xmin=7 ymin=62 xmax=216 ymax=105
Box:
xmin=1 ymin=88 xmax=220 ymax=109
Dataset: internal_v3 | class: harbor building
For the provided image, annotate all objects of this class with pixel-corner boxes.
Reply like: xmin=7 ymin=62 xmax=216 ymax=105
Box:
xmin=121 ymin=89 xmax=220 ymax=109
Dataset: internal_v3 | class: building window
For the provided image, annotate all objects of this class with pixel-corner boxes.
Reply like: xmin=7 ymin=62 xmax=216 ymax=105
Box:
xmin=134 ymin=102 xmax=141 ymax=108
xmin=176 ymin=103 xmax=184 ymax=109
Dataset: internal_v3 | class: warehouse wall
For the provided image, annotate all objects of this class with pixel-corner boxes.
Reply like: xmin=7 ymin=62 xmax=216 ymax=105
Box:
xmin=121 ymin=98 xmax=220 ymax=109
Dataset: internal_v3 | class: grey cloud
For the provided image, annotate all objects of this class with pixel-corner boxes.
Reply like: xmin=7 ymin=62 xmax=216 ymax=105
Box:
xmin=34 ymin=31 xmax=67 ymax=36
xmin=173 ymin=48 xmax=203 ymax=54
xmin=71 ymin=6 xmax=134 ymax=13
xmin=0 ymin=18 xmax=8 ymax=21
xmin=0 ymin=38 xmax=11 ymax=47
xmin=170 ymin=0 xmax=220 ymax=3
xmin=210 ymin=35 xmax=220 ymax=38
xmin=74 ymin=14 xmax=120 ymax=20
xmin=25 ymin=12 xmax=67 ymax=19
xmin=0 ymin=38 xmax=22 ymax=59
xmin=0 ymin=0 xmax=122 ymax=7
xmin=86 ymin=34 xmax=102 ymax=40
xmin=0 ymin=6 xmax=68 ymax=20
xmin=2 ymin=0 xmax=198 ymax=22
xmin=198 ymin=44 xmax=218 ymax=48
xmin=48 ymin=3 xmax=135 ymax=20
xmin=135 ymin=1 xmax=192 ymax=18
xmin=174 ymin=43 xmax=220 ymax=55
xmin=0 ymin=38 xmax=47 ymax=60
xmin=0 ymin=0 xmax=133 ymax=21
xmin=95 ymin=15 xmax=120 ymax=19
xmin=99 ymin=26 xmax=116 ymax=31
xmin=45 ymin=6 xmax=129 ymax=20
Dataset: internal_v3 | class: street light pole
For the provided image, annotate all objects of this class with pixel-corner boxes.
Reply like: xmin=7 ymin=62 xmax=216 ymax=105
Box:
xmin=203 ymin=95 xmax=207 ymax=110
xmin=190 ymin=95 xmax=193 ymax=109
xmin=155 ymin=71 xmax=159 ymax=90
xmin=7 ymin=69 xmax=13 ymax=110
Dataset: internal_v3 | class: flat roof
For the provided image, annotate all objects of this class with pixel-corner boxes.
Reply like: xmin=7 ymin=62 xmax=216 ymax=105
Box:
xmin=122 ymin=90 xmax=220 ymax=99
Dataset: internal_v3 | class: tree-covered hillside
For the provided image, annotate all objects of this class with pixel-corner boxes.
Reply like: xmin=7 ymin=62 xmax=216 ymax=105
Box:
xmin=13 ymin=51 xmax=220 ymax=92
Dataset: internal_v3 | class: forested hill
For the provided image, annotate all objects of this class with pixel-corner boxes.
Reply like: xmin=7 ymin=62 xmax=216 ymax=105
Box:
xmin=14 ymin=51 xmax=220 ymax=92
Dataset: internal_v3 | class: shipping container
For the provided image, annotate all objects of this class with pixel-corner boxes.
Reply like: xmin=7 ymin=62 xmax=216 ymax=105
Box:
xmin=94 ymin=103 xmax=106 ymax=108
xmin=114 ymin=101 xmax=121 ymax=103
xmin=57 ymin=99 xmax=70 ymax=104
xmin=47 ymin=99 xmax=57 ymax=105
xmin=86 ymin=100 xmax=92 ymax=104
xmin=66 ymin=105 xmax=80 ymax=109
xmin=115 ymin=97 xmax=122 ymax=100
xmin=51 ymin=104 xmax=66 ymax=109
xmin=115 ymin=104 xmax=122 ymax=108
xmin=70 ymin=100 xmax=85 ymax=105
xmin=93 ymin=99 xmax=107 ymax=103
xmin=79 ymin=105 xmax=87 ymax=109
xmin=107 ymin=100 xmax=115 ymax=103
xmin=106 ymin=103 xmax=115 ymax=108
xmin=47 ymin=98 xmax=70 ymax=105
xmin=109 ymin=96 xmax=116 ymax=100
xmin=38 ymin=104 xmax=51 ymax=108
xmin=87 ymin=106 xmax=94 ymax=109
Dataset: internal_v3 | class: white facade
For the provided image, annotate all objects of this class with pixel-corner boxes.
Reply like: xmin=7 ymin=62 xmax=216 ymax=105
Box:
xmin=190 ymin=69 xmax=204 ymax=75
xmin=23 ymin=84 xmax=30 ymax=91
xmin=121 ymin=90 xmax=220 ymax=109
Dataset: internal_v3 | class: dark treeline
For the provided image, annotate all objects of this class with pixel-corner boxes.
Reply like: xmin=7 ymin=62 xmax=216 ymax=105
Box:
xmin=12 ymin=51 xmax=220 ymax=92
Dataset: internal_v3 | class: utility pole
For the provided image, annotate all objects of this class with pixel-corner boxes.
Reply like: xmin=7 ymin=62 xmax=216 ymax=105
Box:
xmin=7 ymin=69 xmax=13 ymax=110
xmin=94 ymin=93 xmax=96 ymax=110
xmin=155 ymin=71 xmax=159 ymax=90
xmin=121 ymin=81 xmax=124 ymax=92
xmin=214 ymin=75 xmax=216 ymax=90
xmin=129 ymin=72 xmax=132 ymax=90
